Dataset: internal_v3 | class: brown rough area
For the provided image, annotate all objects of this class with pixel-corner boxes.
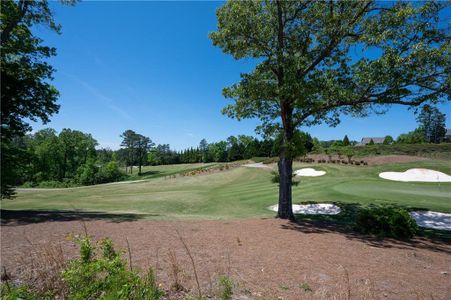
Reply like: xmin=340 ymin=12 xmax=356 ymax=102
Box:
xmin=356 ymin=155 xmax=431 ymax=166
xmin=1 ymin=218 xmax=450 ymax=299
xmin=307 ymin=154 xmax=430 ymax=166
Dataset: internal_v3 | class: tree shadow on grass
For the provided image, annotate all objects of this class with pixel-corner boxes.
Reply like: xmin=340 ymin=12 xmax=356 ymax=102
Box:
xmin=0 ymin=209 xmax=157 ymax=226
xmin=280 ymin=202 xmax=451 ymax=255
xmin=137 ymin=170 xmax=162 ymax=177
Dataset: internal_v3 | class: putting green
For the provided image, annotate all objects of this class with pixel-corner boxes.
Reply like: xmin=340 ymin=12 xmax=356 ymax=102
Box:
xmin=2 ymin=160 xmax=450 ymax=219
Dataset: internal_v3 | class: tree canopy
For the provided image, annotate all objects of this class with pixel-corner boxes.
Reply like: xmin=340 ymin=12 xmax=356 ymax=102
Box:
xmin=417 ymin=105 xmax=447 ymax=143
xmin=211 ymin=0 xmax=450 ymax=219
xmin=120 ymin=130 xmax=154 ymax=175
xmin=0 ymin=0 xmax=75 ymax=198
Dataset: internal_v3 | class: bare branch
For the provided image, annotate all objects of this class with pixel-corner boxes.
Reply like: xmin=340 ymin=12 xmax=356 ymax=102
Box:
xmin=297 ymin=1 xmax=372 ymax=79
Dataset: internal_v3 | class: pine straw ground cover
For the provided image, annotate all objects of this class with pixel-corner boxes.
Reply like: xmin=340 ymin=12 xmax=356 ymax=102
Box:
xmin=1 ymin=218 xmax=450 ymax=299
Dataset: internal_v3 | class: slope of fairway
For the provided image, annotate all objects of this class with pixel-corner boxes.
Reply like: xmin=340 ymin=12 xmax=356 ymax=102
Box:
xmin=2 ymin=160 xmax=450 ymax=219
xmin=125 ymin=163 xmax=217 ymax=180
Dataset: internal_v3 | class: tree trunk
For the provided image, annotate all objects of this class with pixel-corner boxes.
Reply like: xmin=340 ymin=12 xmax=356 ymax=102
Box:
xmin=277 ymin=153 xmax=294 ymax=220
xmin=277 ymin=104 xmax=295 ymax=220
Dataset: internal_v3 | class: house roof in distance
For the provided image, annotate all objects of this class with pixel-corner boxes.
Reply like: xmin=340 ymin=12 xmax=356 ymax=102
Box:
xmin=359 ymin=137 xmax=385 ymax=145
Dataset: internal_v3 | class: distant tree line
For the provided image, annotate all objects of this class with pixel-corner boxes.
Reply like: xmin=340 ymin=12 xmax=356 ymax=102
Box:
xmin=145 ymin=132 xmax=314 ymax=165
xmin=5 ymin=103 xmax=448 ymax=189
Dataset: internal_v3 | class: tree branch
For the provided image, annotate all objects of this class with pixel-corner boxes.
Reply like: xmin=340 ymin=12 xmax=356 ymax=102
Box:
xmin=1 ymin=0 xmax=29 ymax=43
xmin=296 ymin=1 xmax=372 ymax=79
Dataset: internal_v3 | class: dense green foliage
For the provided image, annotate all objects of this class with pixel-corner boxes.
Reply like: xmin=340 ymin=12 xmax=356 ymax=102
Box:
xmin=119 ymin=130 xmax=154 ymax=175
xmin=12 ymin=128 xmax=123 ymax=187
xmin=146 ymin=132 xmax=313 ymax=165
xmin=417 ymin=105 xmax=447 ymax=144
xmin=0 ymin=0 xmax=71 ymax=198
xmin=383 ymin=135 xmax=394 ymax=145
xmin=0 ymin=0 xmax=62 ymax=140
xmin=342 ymin=135 xmax=350 ymax=146
xmin=356 ymin=205 xmax=418 ymax=239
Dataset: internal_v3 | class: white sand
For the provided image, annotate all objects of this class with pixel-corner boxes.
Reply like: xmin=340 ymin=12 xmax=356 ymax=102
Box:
xmin=379 ymin=168 xmax=451 ymax=182
xmin=410 ymin=211 xmax=451 ymax=231
xmin=294 ymin=168 xmax=326 ymax=177
xmin=269 ymin=203 xmax=341 ymax=215
xmin=242 ymin=162 xmax=271 ymax=169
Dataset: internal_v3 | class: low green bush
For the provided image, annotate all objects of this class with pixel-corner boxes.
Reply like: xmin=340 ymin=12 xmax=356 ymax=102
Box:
xmin=218 ymin=275 xmax=233 ymax=300
xmin=38 ymin=180 xmax=77 ymax=188
xmin=1 ymin=237 xmax=164 ymax=300
xmin=20 ymin=181 xmax=36 ymax=188
xmin=63 ymin=237 xmax=164 ymax=300
xmin=0 ymin=284 xmax=44 ymax=300
xmin=355 ymin=205 xmax=418 ymax=239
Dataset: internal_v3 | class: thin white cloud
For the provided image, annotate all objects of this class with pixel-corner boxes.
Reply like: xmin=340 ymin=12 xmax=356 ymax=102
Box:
xmin=63 ymin=73 xmax=134 ymax=122
xmin=182 ymin=128 xmax=197 ymax=139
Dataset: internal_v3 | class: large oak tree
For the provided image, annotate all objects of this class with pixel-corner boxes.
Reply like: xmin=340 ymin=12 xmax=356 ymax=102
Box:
xmin=1 ymin=0 xmax=75 ymax=198
xmin=211 ymin=0 xmax=450 ymax=219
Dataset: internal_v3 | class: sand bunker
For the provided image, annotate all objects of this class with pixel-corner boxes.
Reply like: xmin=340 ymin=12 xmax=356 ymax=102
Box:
xmin=379 ymin=168 xmax=451 ymax=182
xmin=410 ymin=211 xmax=451 ymax=231
xmin=294 ymin=168 xmax=326 ymax=177
xmin=242 ymin=162 xmax=271 ymax=169
xmin=269 ymin=203 xmax=341 ymax=215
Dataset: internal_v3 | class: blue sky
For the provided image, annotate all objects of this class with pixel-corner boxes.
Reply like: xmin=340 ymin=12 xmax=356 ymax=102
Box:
xmin=32 ymin=1 xmax=450 ymax=150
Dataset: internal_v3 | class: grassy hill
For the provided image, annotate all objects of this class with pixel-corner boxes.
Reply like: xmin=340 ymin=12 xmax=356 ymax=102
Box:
xmin=340 ymin=143 xmax=451 ymax=159
xmin=3 ymin=159 xmax=451 ymax=219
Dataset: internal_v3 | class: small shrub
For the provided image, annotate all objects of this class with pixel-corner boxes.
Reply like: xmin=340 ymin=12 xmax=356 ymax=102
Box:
xmin=0 ymin=284 xmax=42 ymax=300
xmin=355 ymin=206 xmax=418 ymax=239
xmin=218 ymin=276 xmax=233 ymax=300
xmin=300 ymin=282 xmax=312 ymax=292
xmin=21 ymin=181 xmax=36 ymax=188
xmin=62 ymin=236 xmax=164 ymax=300
xmin=96 ymin=161 xmax=124 ymax=184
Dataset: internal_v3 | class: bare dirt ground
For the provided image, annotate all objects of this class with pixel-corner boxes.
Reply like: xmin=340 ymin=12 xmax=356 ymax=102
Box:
xmin=1 ymin=217 xmax=450 ymax=299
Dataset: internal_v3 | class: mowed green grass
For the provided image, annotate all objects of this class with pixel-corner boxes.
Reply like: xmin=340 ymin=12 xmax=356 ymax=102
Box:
xmin=3 ymin=160 xmax=451 ymax=219
xmin=124 ymin=163 xmax=217 ymax=180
